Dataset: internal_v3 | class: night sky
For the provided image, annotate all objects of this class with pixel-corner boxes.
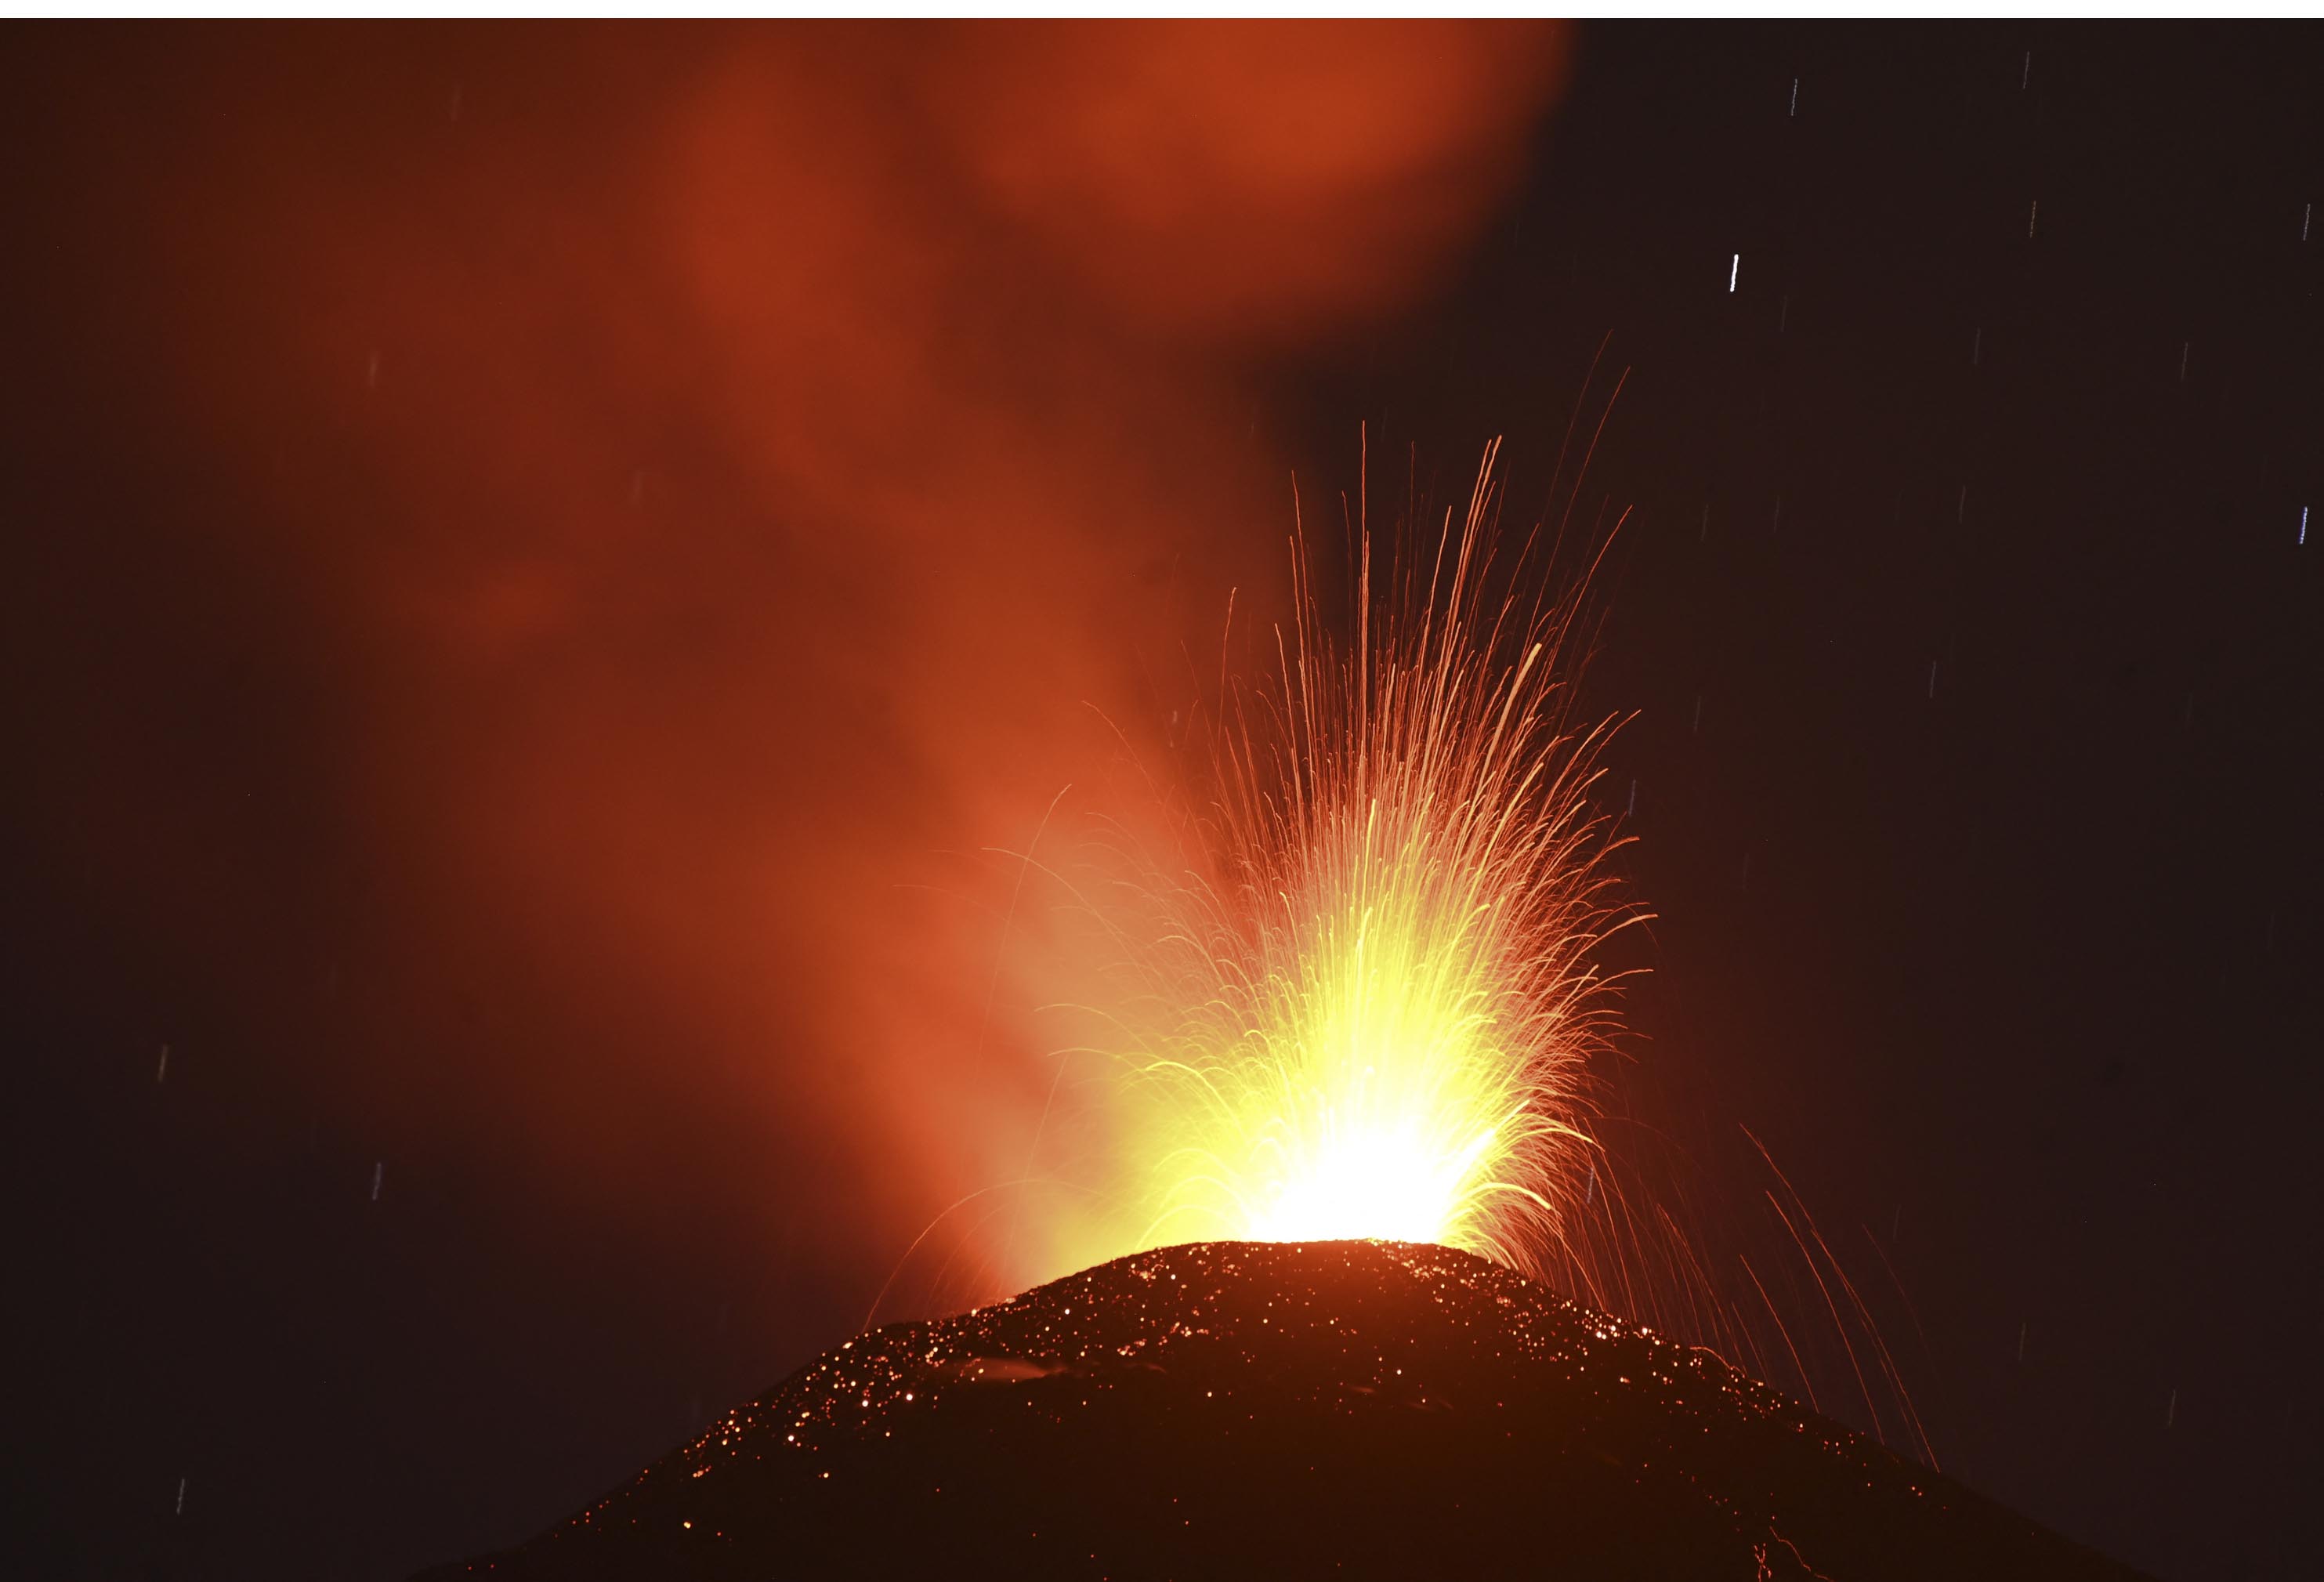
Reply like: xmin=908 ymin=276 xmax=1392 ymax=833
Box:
xmin=4 ymin=22 xmax=2318 ymax=1582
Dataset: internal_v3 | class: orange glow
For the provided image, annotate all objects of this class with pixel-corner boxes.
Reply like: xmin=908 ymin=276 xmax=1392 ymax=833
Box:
xmin=27 ymin=24 xmax=1570 ymax=1304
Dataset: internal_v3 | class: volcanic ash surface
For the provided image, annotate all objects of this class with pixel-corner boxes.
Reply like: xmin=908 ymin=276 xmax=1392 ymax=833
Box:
xmin=422 ymin=1240 xmax=2148 ymax=1581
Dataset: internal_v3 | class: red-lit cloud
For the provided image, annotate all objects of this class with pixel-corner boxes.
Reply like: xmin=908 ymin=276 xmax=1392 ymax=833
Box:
xmin=23 ymin=22 xmax=1569 ymax=1301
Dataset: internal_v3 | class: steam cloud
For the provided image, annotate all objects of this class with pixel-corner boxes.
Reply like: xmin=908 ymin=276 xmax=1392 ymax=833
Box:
xmin=9 ymin=23 xmax=1569 ymax=1299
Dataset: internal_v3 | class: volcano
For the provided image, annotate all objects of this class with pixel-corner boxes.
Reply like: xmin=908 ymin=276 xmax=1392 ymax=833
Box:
xmin=418 ymin=1240 xmax=2147 ymax=1580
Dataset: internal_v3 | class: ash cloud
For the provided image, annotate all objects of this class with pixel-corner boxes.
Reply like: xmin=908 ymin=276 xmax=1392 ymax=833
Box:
xmin=5 ymin=23 xmax=1568 ymax=1300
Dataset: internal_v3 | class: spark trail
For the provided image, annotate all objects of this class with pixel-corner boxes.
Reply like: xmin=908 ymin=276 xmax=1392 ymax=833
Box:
xmin=1117 ymin=442 xmax=1646 ymax=1280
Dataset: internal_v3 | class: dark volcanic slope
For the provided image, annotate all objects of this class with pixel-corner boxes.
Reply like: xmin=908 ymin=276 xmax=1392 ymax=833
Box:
xmin=424 ymin=1241 xmax=2147 ymax=1581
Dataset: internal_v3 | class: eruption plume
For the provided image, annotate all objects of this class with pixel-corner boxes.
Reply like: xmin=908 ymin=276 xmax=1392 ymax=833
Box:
xmin=1112 ymin=442 xmax=1644 ymax=1277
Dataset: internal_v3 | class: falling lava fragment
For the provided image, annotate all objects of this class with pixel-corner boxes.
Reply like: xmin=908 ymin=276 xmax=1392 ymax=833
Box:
xmin=419 ymin=1242 xmax=2149 ymax=1581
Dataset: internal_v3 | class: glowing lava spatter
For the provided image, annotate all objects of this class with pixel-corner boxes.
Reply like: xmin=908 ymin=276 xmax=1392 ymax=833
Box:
xmin=1124 ymin=443 xmax=1642 ymax=1276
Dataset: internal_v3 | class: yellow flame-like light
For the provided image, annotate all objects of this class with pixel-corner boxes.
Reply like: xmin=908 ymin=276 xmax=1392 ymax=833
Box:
xmin=1120 ymin=443 xmax=1641 ymax=1276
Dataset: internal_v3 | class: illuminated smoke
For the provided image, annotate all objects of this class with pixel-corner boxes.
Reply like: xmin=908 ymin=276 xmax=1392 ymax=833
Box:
xmin=17 ymin=24 xmax=1571 ymax=1291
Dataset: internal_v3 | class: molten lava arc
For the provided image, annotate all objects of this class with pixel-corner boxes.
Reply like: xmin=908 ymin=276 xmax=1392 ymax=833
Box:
xmin=1124 ymin=443 xmax=1641 ymax=1278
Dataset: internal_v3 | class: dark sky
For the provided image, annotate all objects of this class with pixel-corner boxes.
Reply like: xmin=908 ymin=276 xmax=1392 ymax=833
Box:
xmin=3 ymin=22 xmax=2317 ymax=1582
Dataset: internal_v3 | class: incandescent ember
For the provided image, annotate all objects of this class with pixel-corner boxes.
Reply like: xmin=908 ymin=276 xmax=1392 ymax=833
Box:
xmin=419 ymin=1240 xmax=2150 ymax=1581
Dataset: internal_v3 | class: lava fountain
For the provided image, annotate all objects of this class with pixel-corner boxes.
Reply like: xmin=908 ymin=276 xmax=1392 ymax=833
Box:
xmin=1114 ymin=440 xmax=1645 ymax=1277
xmin=421 ymin=450 xmax=2144 ymax=1582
